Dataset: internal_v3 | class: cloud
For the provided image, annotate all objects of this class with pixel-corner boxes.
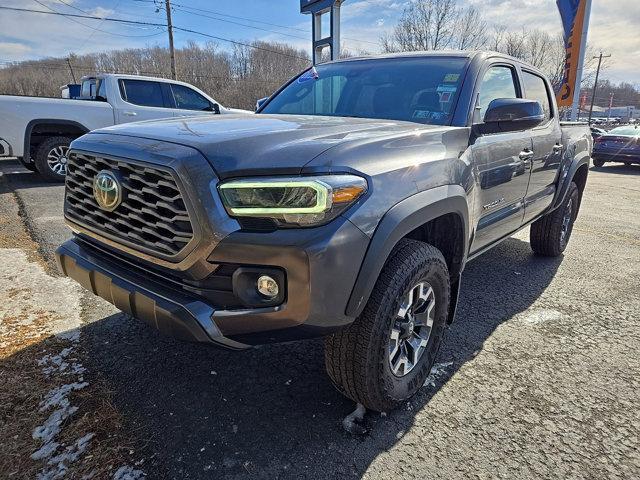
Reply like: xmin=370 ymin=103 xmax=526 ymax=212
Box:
xmin=87 ymin=7 xmax=115 ymax=18
xmin=0 ymin=42 xmax=32 ymax=56
xmin=345 ymin=0 xmax=403 ymax=17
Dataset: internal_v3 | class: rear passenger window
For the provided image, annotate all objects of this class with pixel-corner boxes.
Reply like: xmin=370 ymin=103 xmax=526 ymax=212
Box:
xmin=120 ymin=80 xmax=165 ymax=108
xmin=477 ymin=66 xmax=518 ymax=122
xmin=522 ymin=71 xmax=552 ymax=121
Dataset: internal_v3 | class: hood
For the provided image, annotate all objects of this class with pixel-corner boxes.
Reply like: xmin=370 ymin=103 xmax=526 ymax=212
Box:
xmin=95 ymin=114 xmax=436 ymax=178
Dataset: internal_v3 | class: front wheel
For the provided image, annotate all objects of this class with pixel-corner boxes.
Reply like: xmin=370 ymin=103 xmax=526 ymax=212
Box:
xmin=592 ymin=158 xmax=605 ymax=168
xmin=324 ymin=239 xmax=450 ymax=412
xmin=34 ymin=136 xmax=72 ymax=182
xmin=530 ymin=181 xmax=579 ymax=257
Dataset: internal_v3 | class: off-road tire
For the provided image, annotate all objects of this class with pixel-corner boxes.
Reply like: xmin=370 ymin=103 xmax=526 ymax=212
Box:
xmin=530 ymin=181 xmax=579 ymax=257
xmin=592 ymin=158 xmax=605 ymax=168
xmin=324 ymin=239 xmax=450 ymax=412
xmin=34 ymin=136 xmax=72 ymax=182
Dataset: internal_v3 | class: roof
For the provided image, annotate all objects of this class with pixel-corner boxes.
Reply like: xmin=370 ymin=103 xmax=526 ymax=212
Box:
xmin=329 ymin=50 xmax=523 ymax=62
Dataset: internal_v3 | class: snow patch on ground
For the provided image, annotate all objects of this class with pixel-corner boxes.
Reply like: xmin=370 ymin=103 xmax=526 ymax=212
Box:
xmin=38 ymin=347 xmax=86 ymax=377
xmin=423 ymin=362 xmax=454 ymax=388
xmin=520 ymin=308 xmax=564 ymax=325
xmin=113 ymin=465 xmax=147 ymax=479
xmin=0 ymin=248 xmax=98 ymax=476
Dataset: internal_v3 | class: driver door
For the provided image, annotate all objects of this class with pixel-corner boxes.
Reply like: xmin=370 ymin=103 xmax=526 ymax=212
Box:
xmin=470 ymin=64 xmax=533 ymax=253
xmin=169 ymin=83 xmax=218 ymax=118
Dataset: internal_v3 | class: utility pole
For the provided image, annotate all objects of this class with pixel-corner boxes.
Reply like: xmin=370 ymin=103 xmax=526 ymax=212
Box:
xmin=66 ymin=57 xmax=76 ymax=83
xmin=164 ymin=0 xmax=177 ymax=80
xmin=587 ymin=52 xmax=611 ymax=124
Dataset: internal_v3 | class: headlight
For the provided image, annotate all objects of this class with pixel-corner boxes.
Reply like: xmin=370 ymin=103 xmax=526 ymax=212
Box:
xmin=218 ymin=175 xmax=367 ymax=227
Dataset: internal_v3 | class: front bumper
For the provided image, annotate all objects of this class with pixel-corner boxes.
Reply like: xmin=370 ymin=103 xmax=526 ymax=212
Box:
xmin=56 ymin=238 xmax=250 ymax=350
xmin=56 ymin=215 xmax=370 ymax=348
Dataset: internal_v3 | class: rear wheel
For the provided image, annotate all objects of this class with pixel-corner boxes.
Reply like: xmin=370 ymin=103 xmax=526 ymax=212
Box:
xmin=34 ymin=136 xmax=72 ymax=182
xmin=530 ymin=182 xmax=579 ymax=257
xmin=592 ymin=158 xmax=605 ymax=168
xmin=324 ymin=239 xmax=450 ymax=412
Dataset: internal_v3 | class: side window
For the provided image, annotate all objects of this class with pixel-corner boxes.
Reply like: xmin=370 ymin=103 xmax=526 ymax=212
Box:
xmin=120 ymin=80 xmax=165 ymax=108
xmin=276 ymin=74 xmax=347 ymax=115
xmin=522 ymin=71 xmax=552 ymax=121
xmin=476 ymin=66 xmax=518 ymax=122
xmin=170 ymin=84 xmax=212 ymax=111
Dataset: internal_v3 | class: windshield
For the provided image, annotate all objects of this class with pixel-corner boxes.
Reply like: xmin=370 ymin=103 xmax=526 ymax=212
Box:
xmin=260 ymin=56 xmax=468 ymax=125
xmin=609 ymin=126 xmax=639 ymax=137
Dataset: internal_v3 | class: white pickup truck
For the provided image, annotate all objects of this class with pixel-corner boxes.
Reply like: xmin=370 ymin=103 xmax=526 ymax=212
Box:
xmin=0 ymin=74 xmax=249 ymax=181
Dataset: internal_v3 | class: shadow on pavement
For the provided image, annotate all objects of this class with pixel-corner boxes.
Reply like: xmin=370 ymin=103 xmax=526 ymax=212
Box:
xmin=0 ymin=160 xmax=60 ymax=192
xmin=66 ymin=236 xmax=562 ymax=479
xmin=590 ymin=163 xmax=640 ymax=175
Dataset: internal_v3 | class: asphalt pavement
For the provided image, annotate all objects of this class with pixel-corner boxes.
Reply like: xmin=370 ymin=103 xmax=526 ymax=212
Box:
xmin=1 ymin=158 xmax=639 ymax=479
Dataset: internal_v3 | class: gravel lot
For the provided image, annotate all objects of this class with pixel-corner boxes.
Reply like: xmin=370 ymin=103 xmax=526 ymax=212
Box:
xmin=1 ymin=158 xmax=639 ymax=479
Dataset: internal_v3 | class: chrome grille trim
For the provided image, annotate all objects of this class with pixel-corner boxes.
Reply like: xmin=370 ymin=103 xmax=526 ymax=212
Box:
xmin=65 ymin=152 xmax=194 ymax=257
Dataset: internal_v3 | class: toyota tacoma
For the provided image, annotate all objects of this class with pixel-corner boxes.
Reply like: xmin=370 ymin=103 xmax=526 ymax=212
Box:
xmin=55 ymin=52 xmax=592 ymax=411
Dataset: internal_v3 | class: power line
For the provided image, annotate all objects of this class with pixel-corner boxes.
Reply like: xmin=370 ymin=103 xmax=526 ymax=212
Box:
xmin=132 ymin=0 xmax=379 ymax=47
xmin=171 ymin=5 xmax=310 ymax=42
xmin=0 ymin=6 xmax=309 ymax=61
xmin=31 ymin=0 xmax=164 ymax=38
xmin=132 ymin=0 xmax=310 ymax=33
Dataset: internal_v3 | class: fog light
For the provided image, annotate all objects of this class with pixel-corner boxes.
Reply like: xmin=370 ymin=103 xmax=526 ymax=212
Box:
xmin=257 ymin=275 xmax=279 ymax=298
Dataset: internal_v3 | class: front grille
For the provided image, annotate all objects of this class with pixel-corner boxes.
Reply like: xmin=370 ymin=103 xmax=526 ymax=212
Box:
xmin=65 ymin=152 xmax=194 ymax=257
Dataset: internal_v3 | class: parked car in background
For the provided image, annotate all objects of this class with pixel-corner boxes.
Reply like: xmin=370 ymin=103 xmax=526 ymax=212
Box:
xmin=593 ymin=125 xmax=640 ymax=167
xmin=590 ymin=126 xmax=607 ymax=139
xmin=56 ymin=51 xmax=592 ymax=412
xmin=0 ymin=74 xmax=249 ymax=181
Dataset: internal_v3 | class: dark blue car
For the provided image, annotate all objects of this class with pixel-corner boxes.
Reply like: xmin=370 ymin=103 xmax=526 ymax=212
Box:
xmin=593 ymin=125 xmax=640 ymax=167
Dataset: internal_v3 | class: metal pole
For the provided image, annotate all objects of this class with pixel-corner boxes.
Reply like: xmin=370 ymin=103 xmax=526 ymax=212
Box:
xmin=330 ymin=3 xmax=340 ymax=60
xmin=607 ymin=92 xmax=614 ymax=122
xmin=587 ymin=52 xmax=610 ymax=124
xmin=165 ymin=0 xmax=177 ymax=80
xmin=570 ymin=0 xmax=592 ymax=121
xmin=66 ymin=57 xmax=76 ymax=83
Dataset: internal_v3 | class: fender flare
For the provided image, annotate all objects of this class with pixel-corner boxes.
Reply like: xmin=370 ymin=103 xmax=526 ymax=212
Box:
xmin=551 ymin=152 xmax=590 ymax=211
xmin=345 ymin=184 xmax=470 ymax=317
xmin=23 ymin=119 xmax=90 ymax=162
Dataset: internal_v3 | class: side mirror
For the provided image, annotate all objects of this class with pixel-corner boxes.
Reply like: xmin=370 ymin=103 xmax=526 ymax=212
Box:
xmin=256 ymin=97 xmax=268 ymax=112
xmin=481 ymin=98 xmax=545 ymax=133
xmin=211 ymin=103 xmax=221 ymax=114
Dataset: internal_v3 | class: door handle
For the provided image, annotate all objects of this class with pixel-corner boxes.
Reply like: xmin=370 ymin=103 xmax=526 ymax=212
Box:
xmin=122 ymin=111 xmax=138 ymax=117
xmin=552 ymin=143 xmax=563 ymax=154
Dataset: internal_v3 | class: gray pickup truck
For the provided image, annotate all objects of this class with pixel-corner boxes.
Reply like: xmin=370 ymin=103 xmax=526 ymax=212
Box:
xmin=56 ymin=51 xmax=592 ymax=412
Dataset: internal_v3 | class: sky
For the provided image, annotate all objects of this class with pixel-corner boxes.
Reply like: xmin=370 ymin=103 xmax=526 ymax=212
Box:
xmin=0 ymin=0 xmax=638 ymax=85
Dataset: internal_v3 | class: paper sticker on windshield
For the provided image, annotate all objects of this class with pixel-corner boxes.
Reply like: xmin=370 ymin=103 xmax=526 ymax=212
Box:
xmin=413 ymin=110 xmax=432 ymax=119
xmin=443 ymin=73 xmax=460 ymax=83
xmin=413 ymin=110 xmax=447 ymax=121
xmin=298 ymin=66 xmax=319 ymax=83
xmin=437 ymin=84 xmax=457 ymax=103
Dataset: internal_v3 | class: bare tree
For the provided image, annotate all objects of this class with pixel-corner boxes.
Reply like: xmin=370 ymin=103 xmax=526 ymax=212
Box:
xmin=453 ymin=6 xmax=488 ymax=50
xmin=0 ymin=41 xmax=310 ymax=110
xmin=381 ymin=0 xmax=458 ymax=52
